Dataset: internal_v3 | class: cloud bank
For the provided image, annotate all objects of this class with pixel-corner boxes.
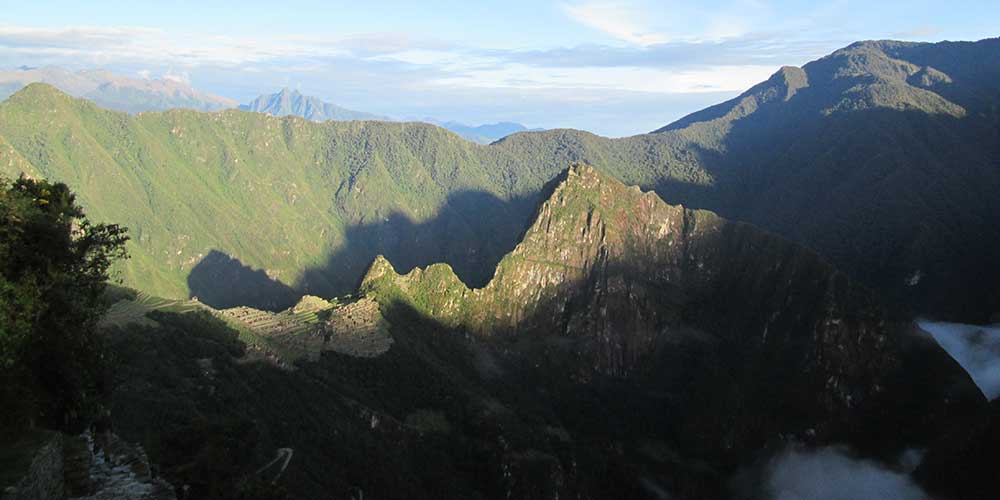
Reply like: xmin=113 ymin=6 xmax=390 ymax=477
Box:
xmin=919 ymin=320 xmax=1000 ymax=400
xmin=0 ymin=1 xmax=890 ymax=135
xmin=766 ymin=446 xmax=930 ymax=500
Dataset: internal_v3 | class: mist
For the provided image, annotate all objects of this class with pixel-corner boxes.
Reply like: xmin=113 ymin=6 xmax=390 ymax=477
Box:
xmin=765 ymin=446 xmax=930 ymax=500
xmin=918 ymin=320 xmax=1000 ymax=400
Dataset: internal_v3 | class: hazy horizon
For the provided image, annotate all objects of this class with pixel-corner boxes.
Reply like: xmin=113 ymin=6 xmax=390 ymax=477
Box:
xmin=1 ymin=1 xmax=996 ymax=135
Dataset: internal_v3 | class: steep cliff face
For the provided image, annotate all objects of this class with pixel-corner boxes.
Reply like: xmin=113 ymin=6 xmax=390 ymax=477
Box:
xmin=362 ymin=163 xmax=982 ymax=457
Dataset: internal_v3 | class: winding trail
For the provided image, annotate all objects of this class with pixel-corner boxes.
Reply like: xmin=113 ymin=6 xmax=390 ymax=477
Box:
xmin=255 ymin=448 xmax=294 ymax=484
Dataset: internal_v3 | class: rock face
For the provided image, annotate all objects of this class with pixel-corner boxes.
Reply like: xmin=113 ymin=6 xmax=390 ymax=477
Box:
xmin=363 ymin=163 xmax=984 ymax=459
xmin=1 ymin=432 xmax=174 ymax=500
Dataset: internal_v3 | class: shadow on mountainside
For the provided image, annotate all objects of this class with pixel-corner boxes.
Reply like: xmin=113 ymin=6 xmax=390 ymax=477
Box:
xmin=652 ymin=93 xmax=1000 ymax=323
xmin=354 ymin=235 xmax=989 ymax=497
xmin=184 ymin=186 xmax=560 ymax=312
xmin=296 ymin=188 xmax=552 ymax=298
xmin=129 ymin=217 xmax=991 ymax=499
xmin=187 ymin=250 xmax=299 ymax=311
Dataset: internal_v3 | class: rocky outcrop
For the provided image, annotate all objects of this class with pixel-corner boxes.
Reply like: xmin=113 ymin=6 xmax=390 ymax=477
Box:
xmin=67 ymin=432 xmax=175 ymax=500
xmin=2 ymin=432 xmax=173 ymax=500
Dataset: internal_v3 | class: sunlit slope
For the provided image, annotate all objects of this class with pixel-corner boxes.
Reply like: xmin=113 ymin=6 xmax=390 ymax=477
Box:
xmin=0 ymin=83 xmax=710 ymax=305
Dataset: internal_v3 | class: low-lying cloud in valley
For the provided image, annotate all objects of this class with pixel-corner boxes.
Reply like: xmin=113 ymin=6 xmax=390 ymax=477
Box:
xmin=765 ymin=446 xmax=930 ymax=500
xmin=919 ymin=320 xmax=1000 ymax=400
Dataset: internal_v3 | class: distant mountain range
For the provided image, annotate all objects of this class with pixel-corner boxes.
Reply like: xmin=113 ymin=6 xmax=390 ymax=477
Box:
xmin=426 ymin=120 xmax=544 ymax=143
xmin=241 ymin=88 xmax=537 ymax=142
xmin=0 ymin=67 xmax=540 ymax=143
xmin=0 ymin=66 xmax=236 ymax=113
xmin=240 ymin=87 xmax=391 ymax=122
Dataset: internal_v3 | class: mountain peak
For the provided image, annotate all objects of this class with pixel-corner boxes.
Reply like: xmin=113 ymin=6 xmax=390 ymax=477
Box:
xmin=564 ymin=161 xmax=599 ymax=180
xmin=0 ymin=66 xmax=237 ymax=112
xmin=8 ymin=82 xmax=83 ymax=109
xmin=359 ymin=158 xmax=978 ymax=465
xmin=241 ymin=88 xmax=388 ymax=122
xmin=16 ymin=81 xmax=67 ymax=98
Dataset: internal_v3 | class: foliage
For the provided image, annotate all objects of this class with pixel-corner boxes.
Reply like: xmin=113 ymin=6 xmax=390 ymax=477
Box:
xmin=0 ymin=174 xmax=128 ymax=433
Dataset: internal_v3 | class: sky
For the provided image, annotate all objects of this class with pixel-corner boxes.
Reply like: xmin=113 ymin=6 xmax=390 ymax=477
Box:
xmin=0 ymin=0 xmax=997 ymax=136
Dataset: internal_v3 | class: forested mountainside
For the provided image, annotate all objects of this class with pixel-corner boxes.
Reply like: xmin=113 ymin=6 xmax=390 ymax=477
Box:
xmin=99 ymin=165 xmax=986 ymax=500
xmin=652 ymin=38 xmax=1000 ymax=323
xmin=0 ymin=83 xmax=707 ymax=310
xmin=2 ymin=38 xmax=998 ymax=321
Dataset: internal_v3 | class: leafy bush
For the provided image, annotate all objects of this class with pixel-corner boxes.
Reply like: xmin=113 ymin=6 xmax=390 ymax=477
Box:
xmin=0 ymin=174 xmax=128 ymax=434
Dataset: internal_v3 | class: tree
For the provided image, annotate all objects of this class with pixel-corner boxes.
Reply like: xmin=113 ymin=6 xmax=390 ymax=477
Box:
xmin=0 ymin=174 xmax=128 ymax=433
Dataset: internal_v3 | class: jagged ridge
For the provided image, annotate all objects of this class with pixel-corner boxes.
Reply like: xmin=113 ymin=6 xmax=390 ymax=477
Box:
xmin=361 ymin=163 xmax=982 ymax=460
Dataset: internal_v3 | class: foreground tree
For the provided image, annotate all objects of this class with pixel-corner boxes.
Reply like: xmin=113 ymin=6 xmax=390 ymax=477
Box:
xmin=0 ymin=174 xmax=127 ymax=433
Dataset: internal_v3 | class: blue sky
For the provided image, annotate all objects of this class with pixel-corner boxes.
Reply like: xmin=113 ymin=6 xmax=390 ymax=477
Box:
xmin=0 ymin=0 xmax=997 ymax=136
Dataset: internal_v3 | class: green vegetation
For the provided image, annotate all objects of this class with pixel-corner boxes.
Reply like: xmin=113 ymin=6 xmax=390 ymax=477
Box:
xmin=0 ymin=82 xmax=711 ymax=309
xmin=0 ymin=429 xmax=56 ymax=489
xmin=0 ymin=175 xmax=127 ymax=434
xmin=100 ymin=289 xmax=206 ymax=328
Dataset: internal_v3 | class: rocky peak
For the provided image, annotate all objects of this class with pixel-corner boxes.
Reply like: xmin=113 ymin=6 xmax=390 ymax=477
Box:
xmin=361 ymin=163 xmax=982 ymax=458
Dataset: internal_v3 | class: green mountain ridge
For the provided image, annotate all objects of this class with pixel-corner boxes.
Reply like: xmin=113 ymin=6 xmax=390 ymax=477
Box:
xmin=2 ymin=37 xmax=999 ymax=321
xmin=0 ymin=82 xmax=711 ymax=310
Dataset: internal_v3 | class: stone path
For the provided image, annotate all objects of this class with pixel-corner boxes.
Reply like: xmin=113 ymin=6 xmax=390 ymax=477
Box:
xmin=67 ymin=432 xmax=175 ymax=500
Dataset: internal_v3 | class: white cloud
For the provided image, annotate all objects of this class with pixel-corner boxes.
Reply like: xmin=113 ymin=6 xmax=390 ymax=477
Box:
xmin=163 ymin=69 xmax=190 ymax=84
xmin=431 ymin=63 xmax=776 ymax=94
xmin=919 ymin=320 xmax=1000 ymax=400
xmin=0 ymin=19 xmax=847 ymax=136
xmin=0 ymin=25 xmax=159 ymax=49
xmin=767 ymin=446 xmax=931 ymax=500
xmin=891 ymin=26 xmax=944 ymax=39
xmin=561 ymin=1 xmax=668 ymax=46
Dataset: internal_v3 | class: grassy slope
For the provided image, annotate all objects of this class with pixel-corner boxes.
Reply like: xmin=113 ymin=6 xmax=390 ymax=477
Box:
xmin=0 ymin=84 xmax=710 ymax=303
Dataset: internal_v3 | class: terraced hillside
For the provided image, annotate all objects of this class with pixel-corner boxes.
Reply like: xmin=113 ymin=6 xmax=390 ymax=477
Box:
xmin=4 ymin=37 xmax=1000 ymax=321
xmin=101 ymin=290 xmax=207 ymax=328
xmin=103 ymin=290 xmax=388 ymax=365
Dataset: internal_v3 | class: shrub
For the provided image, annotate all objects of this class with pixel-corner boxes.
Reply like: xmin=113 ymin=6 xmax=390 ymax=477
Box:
xmin=0 ymin=174 xmax=128 ymax=434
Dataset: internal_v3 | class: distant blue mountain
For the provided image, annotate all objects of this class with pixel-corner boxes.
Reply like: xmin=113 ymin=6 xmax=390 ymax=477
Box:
xmin=241 ymin=88 xmax=390 ymax=122
xmin=429 ymin=120 xmax=544 ymax=143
